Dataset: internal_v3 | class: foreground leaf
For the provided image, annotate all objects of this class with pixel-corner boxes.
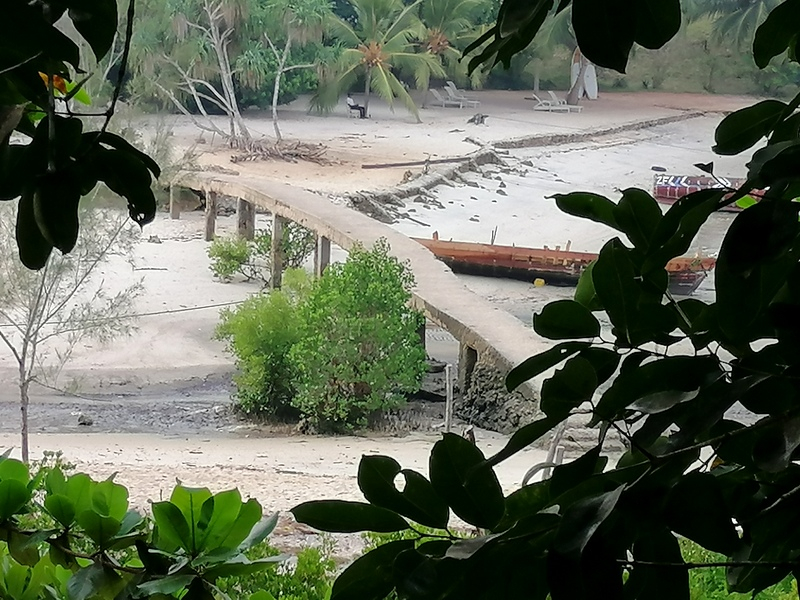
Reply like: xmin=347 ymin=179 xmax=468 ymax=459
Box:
xmin=430 ymin=434 xmax=504 ymax=529
xmin=291 ymin=500 xmax=409 ymax=533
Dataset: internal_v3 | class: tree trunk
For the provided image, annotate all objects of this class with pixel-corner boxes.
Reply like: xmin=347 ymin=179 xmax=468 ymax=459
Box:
xmin=19 ymin=371 xmax=29 ymax=463
xmin=363 ymin=68 xmax=372 ymax=117
xmin=533 ymin=71 xmax=540 ymax=94
xmin=567 ymin=54 xmax=589 ymax=106
xmin=272 ymin=38 xmax=292 ymax=143
xmin=205 ymin=1 xmax=250 ymax=147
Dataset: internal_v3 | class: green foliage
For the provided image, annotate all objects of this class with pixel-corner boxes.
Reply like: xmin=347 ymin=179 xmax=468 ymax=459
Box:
xmin=289 ymin=239 xmax=427 ymax=430
xmin=208 ymin=223 xmax=316 ymax=284
xmin=313 ymin=0 xmax=442 ymax=119
xmin=0 ymin=454 xmax=283 ymax=599
xmin=216 ymin=541 xmax=336 ymax=600
xmin=0 ymin=2 xmax=159 ymax=270
xmin=218 ymin=240 xmax=426 ymax=430
xmin=293 ymin=3 xmax=800 ymax=600
xmin=216 ymin=270 xmax=308 ymax=418
xmin=681 ymin=540 xmax=798 ymax=600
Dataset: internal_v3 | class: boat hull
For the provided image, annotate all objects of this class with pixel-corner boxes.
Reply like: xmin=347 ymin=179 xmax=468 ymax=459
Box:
xmin=653 ymin=174 xmax=759 ymax=212
xmin=414 ymin=238 xmax=712 ymax=296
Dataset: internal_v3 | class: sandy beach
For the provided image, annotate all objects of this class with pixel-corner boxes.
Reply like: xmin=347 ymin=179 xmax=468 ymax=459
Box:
xmin=0 ymin=90 xmax=752 ymax=555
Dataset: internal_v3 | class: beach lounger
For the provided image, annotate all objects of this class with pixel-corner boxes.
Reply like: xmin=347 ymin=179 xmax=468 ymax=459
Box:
xmin=430 ymin=88 xmax=464 ymax=108
xmin=525 ymin=93 xmax=570 ymax=112
xmin=548 ymin=91 xmax=583 ymax=113
xmin=444 ymin=85 xmax=480 ymax=108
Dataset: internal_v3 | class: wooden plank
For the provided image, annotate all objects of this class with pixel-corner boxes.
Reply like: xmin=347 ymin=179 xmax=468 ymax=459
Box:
xmin=362 ymin=156 xmax=469 ymax=170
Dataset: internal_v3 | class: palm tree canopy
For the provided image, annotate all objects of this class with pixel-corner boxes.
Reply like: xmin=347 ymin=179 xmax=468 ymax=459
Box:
xmin=685 ymin=0 xmax=780 ymax=46
xmin=315 ymin=0 xmax=433 ymax=119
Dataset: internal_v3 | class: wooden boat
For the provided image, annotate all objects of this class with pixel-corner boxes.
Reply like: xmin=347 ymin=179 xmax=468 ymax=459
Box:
xmin=653 ymin=174 xmax=752 ymax=212
xmin=413 ymin=236 xmax=716 ymax=296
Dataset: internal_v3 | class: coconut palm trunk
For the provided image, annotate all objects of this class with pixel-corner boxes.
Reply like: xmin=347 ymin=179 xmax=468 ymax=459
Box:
xmin=363 ymin=67 xmax=372 ymax=116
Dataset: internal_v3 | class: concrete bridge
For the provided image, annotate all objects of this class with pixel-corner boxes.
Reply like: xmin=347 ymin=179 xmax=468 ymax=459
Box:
xmin=171 ymin=172 xmax=550 ymax=431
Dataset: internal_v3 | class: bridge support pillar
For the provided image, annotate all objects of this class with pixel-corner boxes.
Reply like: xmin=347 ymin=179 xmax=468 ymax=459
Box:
xmin=204 ymin=191 xmax=217 ymax=241
xmin=169 ymin=185 xmax=180 ymax=219
xmin=270 ymin=213 xmax=286 ymax=289
xmin=237 ymin=199 xmax=255 ymax=240
xmin=314 ymin=235 xmax=331 ymax=278
xmin=458 ymin=343 xmax=478 ymax=396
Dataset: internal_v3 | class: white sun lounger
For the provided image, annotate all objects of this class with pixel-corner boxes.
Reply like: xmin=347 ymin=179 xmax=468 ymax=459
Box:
xmin=430 ymin=88 xmax=464 ymax=108
xmin=548 ymin=91 xmax=583 ymax=113
xmin=525 ymin=93 xmax=570 ymax=112
xmin=444 ymin=84 xmax=480 ymax=108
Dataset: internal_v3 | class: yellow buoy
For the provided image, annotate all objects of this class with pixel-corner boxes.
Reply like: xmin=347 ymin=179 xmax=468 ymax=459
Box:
xmin=534 ymin=278 xmax=546 ymax=287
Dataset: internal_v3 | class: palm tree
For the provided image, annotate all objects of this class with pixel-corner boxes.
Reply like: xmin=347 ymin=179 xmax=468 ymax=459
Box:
xmin=415 ymin=0 xmax=483 ymax=104
xmin=685 ymin=0 xmax=779 ymax=48
xmin=314 ymin=0 xmax=440 ymax=121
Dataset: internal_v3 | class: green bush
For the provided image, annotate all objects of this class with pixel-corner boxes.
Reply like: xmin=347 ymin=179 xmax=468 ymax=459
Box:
xmin=216 ymin=539 xmax=336 ymax=600
xmin=208 ymin=222 xmax=316 ymax=284
xmin=217 ymin=239 xmax=426 ymax=430
xmin=289 ymin=239 xmax=427 ymax=431
xmin=216 ymin=269 xmax=309 ymax=418
xmin=681 ymin=539 xmax=798 ymax=600
xmin=0 ymin=455 xmax=285 ymax=600
xmin=209 ymin=236 xmax=253 ymax=282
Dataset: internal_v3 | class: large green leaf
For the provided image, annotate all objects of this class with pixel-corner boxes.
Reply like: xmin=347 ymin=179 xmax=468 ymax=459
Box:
xmin=15 ymin=189 xmax=53 ymax=270
xmin=66 ymin=563 xmax=125 ymax=600
xmin=152 ymin=501 xmax=191 ymax=552
xmin=358 ymin=455 xmax=449 ymax=529
xmin=666 ymin=473 xmax=741 ymax=555
xmin=533 ymin=300 xmax=601 ymax=340
xmin=0 ymin=457 xmax=29 ymax=482
xmin=752 ymin=415 xmax=800 ymax=473
xmin=67 ymin=0 xmax=118 ymax=61
xmin=553 ymin=486 xmax=624 ymax=557
xmin=291 ymin=500 xmax=409 ymax=533
xmin=540 ymin=356 xmax=598 ymax=419
xmin=218 ymin=498 xmax=263 ymax=550
xmin=753 ymin=0 xmax=800 ymax=68
xmin=594 ymin=355 xmax=722 ymax=422
xmin=506 ymin=341 xmax=590 ymax=391
xmin=713 ymin=100 xmax=787 ymax=155
xmin=484 ymin=416 xmax=563 ymax=468
xmin=429 ymin=433 xmax=504 ymax=529
xmin=45 ymin=494 xmax=76 ymax=528
xmin=574 ymin=261 xmax=601 ymax=310
xmin=613 ymin=188 xmax=662 ymax=252
xmin=0 ymin=479 xmax=30 ymax=520
xmin=579 ymin=347 xmax=621 ymax=385
xmin=238 ymin=513 xmax=279 ymax=552
xmin=571 ymin=0 xmax=636 ymax=72
xmin=137 ymin=575 xmax=196 ymax=596
xmin=76 ymin=511 xmax=121 ymax=546
xmin=331 ymin=539 xmax=414 ymax=600
xmin=591 ymin=239 xmax=640 ymax=345
xmin=170 ymin=485 xmax=212 ymax=554
xmin=633 ymin=0 xmax=681 ymax=49
xmin=8 ymin=530 xmax=41 ymax=566
xmin=203 ymin=555 xmax=286 ymax=581
xmin=92 ymin=479 xmax=128 ymax=521
xmin=552 ymin=192 xmax=618 ymax=229
xmin=644 ymin=190 xmax=721 ymax=271
xmin=550 ymin=446 xmax=606 ymax=499
xmin=65 ymin=473 xmax=94 ymax=516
